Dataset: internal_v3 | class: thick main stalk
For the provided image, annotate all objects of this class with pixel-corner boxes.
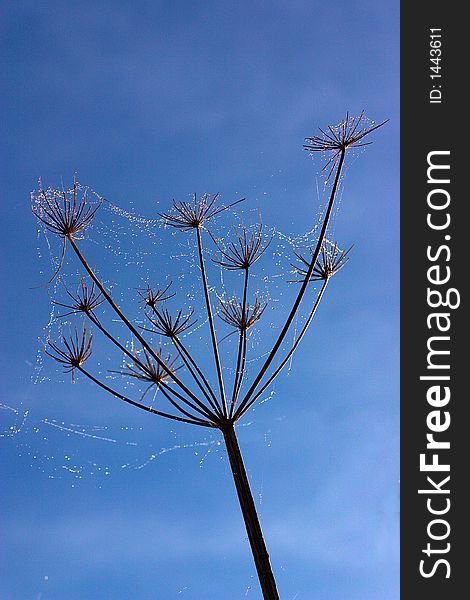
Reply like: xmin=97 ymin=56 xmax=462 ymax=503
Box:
xmin=223 ymin=425 xmax=279 ymax=600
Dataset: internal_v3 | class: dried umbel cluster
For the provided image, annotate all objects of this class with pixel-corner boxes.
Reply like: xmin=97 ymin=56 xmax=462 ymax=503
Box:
xmin=304 ymin=110 xmax=388 ymax=181
xmin=46 ymin=324 xmax=92 ymax=384
xmin=211 ymin=218 xmax=272 ymax=271
xmin=291 ymin=242 xmax=352 ymax=282
xmin=32 ymin=181 xmax=101 ymax=282
xmin=32 ymin=113 xmax=385 ymax=431
xmin=32 ymin=113 xmax=385 ymax=600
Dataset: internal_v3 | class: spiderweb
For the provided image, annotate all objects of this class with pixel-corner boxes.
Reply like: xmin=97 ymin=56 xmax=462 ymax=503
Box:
xmin=4 ymin=115 xmax=367 ymax=480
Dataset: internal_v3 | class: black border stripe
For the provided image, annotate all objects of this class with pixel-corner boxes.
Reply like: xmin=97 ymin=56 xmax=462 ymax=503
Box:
xmin=401 ymin=3 xmax=466 ymax=597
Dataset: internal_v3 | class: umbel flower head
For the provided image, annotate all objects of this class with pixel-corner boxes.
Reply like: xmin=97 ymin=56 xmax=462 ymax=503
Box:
xmin=138 ymin=282 xmax=175 ymax=310
xmin=46 ymin=323 xmax=93 ymax=383
xmin=303 ymin=111 xmax=388 ymax=180
xmin=291 ymin=242 xmax=352 ymax=283
xmin=159 ymin=193 xmax=244 ymax=231
xmin=217 ymin=293 xmax=268 ymax=331
xmin=212 ymin=219 xmax=273 ymax=271
xmin=111 ymin=347 xmax=180 ymax=400
xmin=53 ymin=279 xmax=104 ymax=318
xmin=143 ymin=305 xmax=196 ymax=338
xmin=31 ymin=179 xmax=101 ymax=282
xmin=32 ymin=179 xmax=100 ymax=239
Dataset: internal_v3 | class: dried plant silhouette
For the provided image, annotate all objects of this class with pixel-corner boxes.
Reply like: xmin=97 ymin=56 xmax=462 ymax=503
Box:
xmin=32 ymin=112 xmax=386 ymax=599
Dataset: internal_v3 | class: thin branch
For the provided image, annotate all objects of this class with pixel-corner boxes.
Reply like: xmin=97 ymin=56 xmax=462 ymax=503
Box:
xmin=234 ymin=330 xmax=248 ymax=415
xmin=158 ymin=379 xmax=218 ymax=422
xmin=87 ymin=313 xmax=219 ymax=423
xmin=67 ymin=236 xmax=213 ymax=416
xmin=235 ymin=279 xmax=329 ymax=420
xmin=158 ymin=382 xmax=217 ymax=424
xmin=172 ymin=335 xmax=224 ymax=418
xmin=235 ymin=148 xmax=346 ymax=416
xmin=143 ymin=300 xmax=223 ymax=416
xmin=77 ymin=366 xmax=215 ymax=428
xmin=87 ymin=312 xmax=140 ymax=365
xmin=230 ymin=268 xmax=249 ymax=417
xmin=196 ymin=227 xmax=227 ymax=416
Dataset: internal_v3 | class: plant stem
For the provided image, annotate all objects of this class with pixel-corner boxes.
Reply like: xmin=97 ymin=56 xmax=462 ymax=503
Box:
xmin=230 ymin=268 xmax=249 ymax=416
xmin=236 ymin=279 xmax=329 ymax=420
xmin=223 ymin=425 xmax=279 ymax=600
xmin=78 ymin=366 xmax=214 ymax=428
xmin=196 ymin=227 xmax=227 ymax=414
xmin=236 ymin=149 xmax=346 ymax=416
xmin=172 ymin=336 xmax=223 ymax=418
xmin=87 ymin=313 xmax=217 ymax=422
xmin=67 ymin=236 xmax=216 ymax=420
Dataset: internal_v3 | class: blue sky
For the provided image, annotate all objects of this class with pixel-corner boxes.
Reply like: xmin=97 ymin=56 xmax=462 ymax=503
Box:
xmin=1 ymin=1 xmax=399 ymax=599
